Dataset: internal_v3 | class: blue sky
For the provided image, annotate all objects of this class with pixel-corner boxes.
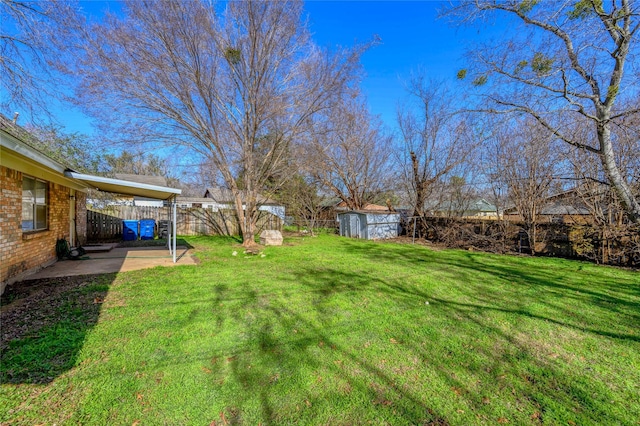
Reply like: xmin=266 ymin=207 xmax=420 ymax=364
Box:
xmin=51 ymin=1 xmax=503 ymax=137
xmin=304 ymin=1 xmax=488 ymax=128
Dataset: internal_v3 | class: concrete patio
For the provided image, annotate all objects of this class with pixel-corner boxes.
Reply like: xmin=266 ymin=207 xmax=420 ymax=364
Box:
xmin=25 ymin=246 xmax=197 ymax=280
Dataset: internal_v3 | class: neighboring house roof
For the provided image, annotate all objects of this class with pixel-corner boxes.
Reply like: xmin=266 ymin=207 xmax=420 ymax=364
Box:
xmin=115 ymin=173 xmax=168 ymax=187
xmin=466 ymin=198 xmax=497 ymax=212
xmin=177 ymin=196 xmax=285 ymax=219
xmin=540 ymin=203 xmax=590 ymax=216
xmin=203 ymin=187 xmax=279 ymax=205
xmin=425 ymin=198 xmax=498 ymax=214
xmin=176 ymin=197 xmax=217 ymax=204
xmin=503 ymin=188 xmax=592 ymax=216
xmin=546 ymin=184 xmax=608 ymax=201
xmin=203 ymin=187 xmax=234 ymax=202
xmin=320 ymin=198 xmax=342 ymax=208
xmin=111 ymin=175 xmax=174 ymax=201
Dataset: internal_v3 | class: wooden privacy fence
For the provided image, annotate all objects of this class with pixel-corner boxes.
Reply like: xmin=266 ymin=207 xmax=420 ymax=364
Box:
xmin=87 ymin=206 xmax=282 ymax=241
xmin=401 ymin=215 xmax=639 ymax=267
xmin=87 ymin=210 xmax=123 ymax=240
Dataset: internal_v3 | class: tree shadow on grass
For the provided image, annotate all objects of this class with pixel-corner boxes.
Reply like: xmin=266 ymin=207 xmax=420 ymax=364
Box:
xmin=339 ymin=239 xmax=640 ymax=338
xmin=6 ymin=238 xmax=636 ymax=423
xmin=264 ymin=262 xmax=639 ymax=424
xmin=119 ymin=261 xmax=636 ymax=424
xmin=198 ymin=290 xmax=447 ymax=424
xmin=0 ymin=273 xmax=116 ymax=384
xmin=113 ymin=262 xmax=634 ymax=424
xmin=17 ymin=236 xmax=631 ymax=425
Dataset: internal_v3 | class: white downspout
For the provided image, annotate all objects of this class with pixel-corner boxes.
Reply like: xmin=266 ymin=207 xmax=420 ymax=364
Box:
xmin=173 ymin=196 xmax=177 ymax=263
xmin=167 ymin=198 xmax=173 ymax=257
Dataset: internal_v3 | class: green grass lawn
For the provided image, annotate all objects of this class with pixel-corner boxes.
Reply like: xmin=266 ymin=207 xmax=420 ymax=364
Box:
xmin=1 ymin=234 xmax=639 ymax=425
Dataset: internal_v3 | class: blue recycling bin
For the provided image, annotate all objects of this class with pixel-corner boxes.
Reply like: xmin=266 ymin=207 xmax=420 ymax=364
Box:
xmin=139 ymin=219 xmax=155 ymax=240
xmin=123 ymin=220 xmax=139 ymax=241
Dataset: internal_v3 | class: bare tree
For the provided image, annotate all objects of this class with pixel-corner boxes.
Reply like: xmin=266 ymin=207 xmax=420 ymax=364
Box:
xmin=440 ymin=176 xmax=478 ymax=218
xmin=396 ymin=77 xmax=475 ymax=237
xmin=304 ymin=90 xmax=393 ymax=210
xmin=64 ymin=0 xmax=364 ymax=247
xmin=446 ymin=0 xmax=640 ymax=223
xmin=480 ymin=121 xmax=510 ymax=217
xmin=497 ymin=117 xmax=560 ymax=254
xmin=0 ymin=1 xmax=77 ymax=119
xmin=274 ymin=173 xmax=326 ymax=235
xmin=567 ymin=113 xmax=640 ymax=263
xmin=98 ymin=151 xmax=182 ymax=187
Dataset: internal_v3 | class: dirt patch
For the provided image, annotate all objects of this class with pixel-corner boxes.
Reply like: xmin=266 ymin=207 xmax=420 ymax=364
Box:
xmin=1 ymin=275 xmax=109 ymax=351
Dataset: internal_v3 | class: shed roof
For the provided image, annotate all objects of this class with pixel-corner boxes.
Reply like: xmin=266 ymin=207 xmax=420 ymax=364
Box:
xmin=335 ymin=202 xmax=390 ymax=211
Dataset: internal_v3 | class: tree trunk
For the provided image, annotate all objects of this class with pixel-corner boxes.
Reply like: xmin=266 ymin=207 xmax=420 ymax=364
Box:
xmin=411 ymin=151 xmax=429 ymax=238
xmin=233 ymin=191 xmax=258 ymax=248
xmin=530 ymin=224 xmax=537 ymax=256
xmin=241 ymin=205 xmax=259 ymax=248
xmin=242 ymin=224 xmax=256 ymax=248
xmin=598 ymin=122 xmax=640 ymax=224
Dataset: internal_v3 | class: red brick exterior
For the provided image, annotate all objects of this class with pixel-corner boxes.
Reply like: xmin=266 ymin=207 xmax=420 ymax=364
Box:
xmin=75 ymin=191 xmax=87 ymax=246
xmin=0 ymin=165 xmax=87 ymax=293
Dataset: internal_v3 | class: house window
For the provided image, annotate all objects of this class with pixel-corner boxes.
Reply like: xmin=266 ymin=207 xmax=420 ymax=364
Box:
xmin=22 ymin=176 xmax=48 ymax=231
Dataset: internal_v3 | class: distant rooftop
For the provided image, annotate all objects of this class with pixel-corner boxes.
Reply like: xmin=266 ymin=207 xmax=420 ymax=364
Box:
xmin=115 ymin=173 xmax=168 ymax=187
xmin=204 ymin=187 xmax=279 ymax=205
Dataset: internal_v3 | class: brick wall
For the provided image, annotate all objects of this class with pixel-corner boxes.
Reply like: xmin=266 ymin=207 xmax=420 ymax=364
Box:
xmin=1 ymin=165 xmax=85 ymax=293
xmin=0 ymin=166 xmax=21 ymax=291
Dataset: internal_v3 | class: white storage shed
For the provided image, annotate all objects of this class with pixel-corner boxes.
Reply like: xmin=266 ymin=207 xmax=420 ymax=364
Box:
xmin=338 ymin=210 xmax=400 ymax=240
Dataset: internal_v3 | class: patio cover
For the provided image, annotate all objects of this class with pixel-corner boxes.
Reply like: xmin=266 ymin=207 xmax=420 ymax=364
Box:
xmin=64 ymin=170 xmax=181 ymax=200
xmin=64 ymin=170 xmax=182 ymax=262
